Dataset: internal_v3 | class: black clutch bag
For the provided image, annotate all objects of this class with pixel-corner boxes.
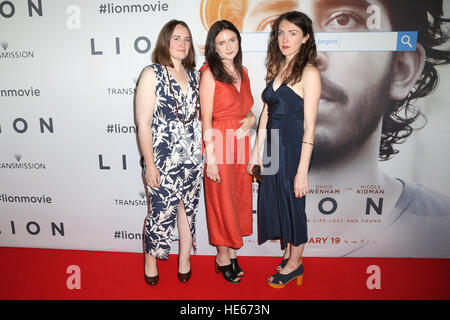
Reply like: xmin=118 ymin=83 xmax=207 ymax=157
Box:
xmin=251 ymin=165 xmax=264 ymax=183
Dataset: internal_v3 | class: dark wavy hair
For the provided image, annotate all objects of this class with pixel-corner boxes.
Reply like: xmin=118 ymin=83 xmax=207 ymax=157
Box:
xmin=265 ymin=11 xmax=317 ymax=85
xmin=205 ymin=19 xmax=244 ymax=84
xmin=152 ymin=19 xmax=196 ymax=70
xmin=380 ymin=0 xmax=450 ymax=160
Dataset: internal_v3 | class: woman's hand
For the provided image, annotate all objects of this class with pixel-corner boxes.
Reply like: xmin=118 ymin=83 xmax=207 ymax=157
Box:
xmin=145 ymin=162 xmax=161 ymax=189
xmin=294 ymin=172 xmax=308 ymax=198
xmin=236 ymin=111 xmax=256 ymax=140
xmin=206 ymin=162 xmax=221 ymax=183
xmin=247 ymin=149 xmax=263 ymax=175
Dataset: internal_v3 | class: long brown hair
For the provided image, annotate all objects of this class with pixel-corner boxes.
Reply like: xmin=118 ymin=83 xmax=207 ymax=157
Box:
xmin=152 ymin=20 xmax=196 ymax=70
xmin=266 ymin=11 xmax=317 ymax=85
xmin=205 ymin=20 xmax=244 ymax=84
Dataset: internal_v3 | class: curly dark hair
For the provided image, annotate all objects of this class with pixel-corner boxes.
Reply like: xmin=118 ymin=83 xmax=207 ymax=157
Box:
xmin=380 ymin=0 xmax=450 ymax=160
xmin=265 ymin=11 xmax=317 ymax=85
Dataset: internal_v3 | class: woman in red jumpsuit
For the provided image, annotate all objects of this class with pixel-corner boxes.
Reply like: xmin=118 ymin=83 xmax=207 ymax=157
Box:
xmin=200 ymin=20 xmax=255 ymax=283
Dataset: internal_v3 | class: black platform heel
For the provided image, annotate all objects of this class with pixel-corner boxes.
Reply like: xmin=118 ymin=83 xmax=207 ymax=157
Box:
xmin=268 ymin=264 xmax=304 ymax=289
xmin=215 ymin=261 xmax=240 ymax=283
xmin=230 ymin=258 xmax=244 ymax=277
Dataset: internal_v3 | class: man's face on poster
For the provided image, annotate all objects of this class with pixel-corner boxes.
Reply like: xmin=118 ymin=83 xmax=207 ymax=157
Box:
xmin=242 ymin=0 xmax=402 ymax=165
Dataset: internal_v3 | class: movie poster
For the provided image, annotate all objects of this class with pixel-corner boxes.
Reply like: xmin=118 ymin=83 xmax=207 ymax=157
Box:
xmin=1 ymin=0 xmax=449 ymax=257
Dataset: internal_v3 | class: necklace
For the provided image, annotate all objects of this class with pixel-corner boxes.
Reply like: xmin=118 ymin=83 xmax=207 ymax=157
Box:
xmin=165 ymin=66 xmax=200 ymax=125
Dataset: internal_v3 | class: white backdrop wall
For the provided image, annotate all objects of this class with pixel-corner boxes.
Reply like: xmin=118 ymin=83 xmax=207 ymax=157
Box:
xmin=1 ymin=0 xmax=450 ymax=258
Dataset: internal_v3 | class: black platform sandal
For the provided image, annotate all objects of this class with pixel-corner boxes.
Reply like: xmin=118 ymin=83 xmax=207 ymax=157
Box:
xmin=230 ymin=258 xmax=244 ymax=277
xmin=215 ymin=261 xmax=240 ymax=283
xmin=268 ymin=264 xmax=304 ymax=289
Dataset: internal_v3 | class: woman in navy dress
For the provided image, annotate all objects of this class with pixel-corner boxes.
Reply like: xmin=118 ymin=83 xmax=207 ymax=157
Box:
xmin=248 ymin=11 xmax=321 ymax=288
xmin=135 ymin=20 xmax=203 ymax=286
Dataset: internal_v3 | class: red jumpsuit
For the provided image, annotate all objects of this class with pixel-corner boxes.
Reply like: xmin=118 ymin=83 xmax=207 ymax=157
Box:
xmin=201 ymin=63 xmax=254 ymax=249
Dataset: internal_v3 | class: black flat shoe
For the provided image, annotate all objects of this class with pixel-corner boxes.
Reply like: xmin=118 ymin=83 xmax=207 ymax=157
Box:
xmin=144 ymin=273 xmax=159 ymax=286
xmin=177 ymin=269 xmax=192 ymax=283
xmin=230 ymin=258 xmax=244 ymax=277
xmin=215 ymin=261 xmax=240 ymax=283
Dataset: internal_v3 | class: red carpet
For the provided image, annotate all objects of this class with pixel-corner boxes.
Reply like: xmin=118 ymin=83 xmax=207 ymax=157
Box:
xmin=0 ymin=247 xmax=449 ymax=300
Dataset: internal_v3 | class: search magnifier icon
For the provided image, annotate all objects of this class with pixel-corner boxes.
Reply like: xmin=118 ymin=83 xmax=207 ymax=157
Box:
xmin=401 ymin=35 xmax=413 ymax=48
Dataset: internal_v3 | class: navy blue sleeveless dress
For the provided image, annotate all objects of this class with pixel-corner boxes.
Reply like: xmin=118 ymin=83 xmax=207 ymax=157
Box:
xmin=258 ymin=80 xmax=308 ymax=247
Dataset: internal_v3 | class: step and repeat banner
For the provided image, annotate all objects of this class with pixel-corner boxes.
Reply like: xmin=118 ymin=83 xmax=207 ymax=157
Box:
xmin=1 ymin=0 xmax=450 ymax=258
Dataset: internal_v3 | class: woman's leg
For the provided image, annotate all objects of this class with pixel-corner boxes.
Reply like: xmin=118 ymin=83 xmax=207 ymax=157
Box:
xmin=282 ymin=243 xmax=304 ymax=273
xmin=276 ymin=243 xmax=291 ymax=271
xmin=229 ymin=248 xmax=237 ymax=259
xmin=177 ymin=201 xmax=192 ymax=273
xmin=216 ymin=245 xmax=230 ymax=265
xmin=216 ymin=245 xmax=240 ymax=282
xmin=269 ymin=243 xmax=304 ymax=283
xmin=144 ymin=253 xmax=158 ymax=277
xmin=283 ymin=244 xmax=291 ymax=260
xmin=229 ymin=248 xmax=244 ymax=277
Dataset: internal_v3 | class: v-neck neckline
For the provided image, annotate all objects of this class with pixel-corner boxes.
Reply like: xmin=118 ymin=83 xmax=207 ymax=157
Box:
xmin=271 ymin=79 xmax=283 ymax=92
xmin=166 ymin=67 xmax=189 ymax=96
xmin=270 ymin=79 xmax=304 ymax=100
xmin=232 ymin=81 xmax=241 ymax=94
xmin=226 ymin=65 xmax=243 ymax=94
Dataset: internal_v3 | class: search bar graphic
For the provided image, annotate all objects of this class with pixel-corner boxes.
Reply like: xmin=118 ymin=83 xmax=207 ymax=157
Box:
xmin=241 ymin=31 xmax=418 ymax=52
